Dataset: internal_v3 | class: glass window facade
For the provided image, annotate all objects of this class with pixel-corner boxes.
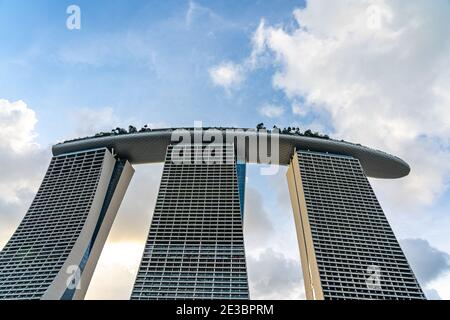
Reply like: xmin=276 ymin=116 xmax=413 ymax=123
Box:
xmin=0 ymin=149 xmax=107 ymax=299
xmin=288 ymin=150 xmax=425 ymax=300
xmin=131 ymin=144 xmax=249 ymax=300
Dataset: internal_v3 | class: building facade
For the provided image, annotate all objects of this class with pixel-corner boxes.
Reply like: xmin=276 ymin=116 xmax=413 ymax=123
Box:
xmin=287 ymin=150 xmax=425 ymax=299
xmin=131 ymin=144 xmax=249 ymax=299
xmin=0 ymin=128 xmax=426 ymax=300
xmin=0 ymin=148 xmax=134 ymax=300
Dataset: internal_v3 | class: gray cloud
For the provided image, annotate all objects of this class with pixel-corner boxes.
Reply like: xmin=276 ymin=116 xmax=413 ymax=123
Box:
xmin=400 ymin=238 xmax=450 ymax=288
xmin=243 ymin=187 xmax=275 ymax=247
xmin=247 ymin=248 xmax=304 ymax=300
xmin=107 ymin=164 xmax=164 ymax=243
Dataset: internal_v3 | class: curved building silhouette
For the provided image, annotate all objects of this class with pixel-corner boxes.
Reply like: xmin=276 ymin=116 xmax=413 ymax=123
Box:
xmin=0 ymin=128 xmax=425 ymax=300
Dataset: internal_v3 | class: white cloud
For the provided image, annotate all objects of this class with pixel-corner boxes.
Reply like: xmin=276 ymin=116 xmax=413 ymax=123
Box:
xmin=209 ymin=61 xmax=244 ymax=90
xmin=245 ymin=0 xmax=450 ymax=209
xmin=221 ymin=1 xmax=450 ymax=299
xmin=249 ymin=19 xmax=267 ymax=67
xmin=291 ymin=103 xmax=305 ymax=117
xmin=68 ymin=107 xmax=168 ymax=140
xmin=258 ymin=103 xmax=285 ymax=118
xmin=185 ymin=1 xmax=223 ymax=28
xmin=0 ymin=99 xmax=48 ymax=249
xmin=209 ymin=19 xmax=270 ymax=90
xmin=70 ymin=107 xmax=119 ymax=138
xmin=58 ymin=32 xmax=156 ymax=69
xmin=185 ymin=1 xmax=198 ymax=27
xmin=0 ymin=99 xmax=46 ymax=205
xmin=0 ymin=99 xmax=38 ymax=153
xmin=291 ymin=101 xmax=322 ymax=121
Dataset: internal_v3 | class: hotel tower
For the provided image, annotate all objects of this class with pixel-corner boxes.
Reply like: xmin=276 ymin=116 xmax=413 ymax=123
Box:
xmin=0 ymin=128 xmax=425 ymax=300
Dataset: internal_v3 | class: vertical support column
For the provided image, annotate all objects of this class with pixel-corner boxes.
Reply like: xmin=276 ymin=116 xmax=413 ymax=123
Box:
xmin=0 ymin=148 xmax=134 ymax=300
xmin=131 ymin=143 xmax=249 ymax=300
xmin=286 ymin=152 xmax=323 ymax=300
xmin=287 ymin=150 xmax=425 ymax=300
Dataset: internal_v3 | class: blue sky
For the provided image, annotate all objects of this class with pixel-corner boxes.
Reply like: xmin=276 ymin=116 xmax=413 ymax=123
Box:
xmin=0 ymin=0 xmax=305 ymax=144
xmin=0 ymin=0 xmax=449 ymax=300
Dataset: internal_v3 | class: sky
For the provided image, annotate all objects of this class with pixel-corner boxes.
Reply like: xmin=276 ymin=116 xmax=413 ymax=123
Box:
xmin=0 ymin=0 xmax=449 ymax=300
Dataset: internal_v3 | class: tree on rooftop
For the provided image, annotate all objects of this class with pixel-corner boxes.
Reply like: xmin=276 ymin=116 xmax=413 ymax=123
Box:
xmin=256 ymin=123 xmax=265 ymax=130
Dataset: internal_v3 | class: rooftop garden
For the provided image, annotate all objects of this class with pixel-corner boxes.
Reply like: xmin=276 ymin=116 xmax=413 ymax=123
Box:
xmin=61 ymin=123 xmax=340 ymax=144
xmin=256 ymin=123 xmax=330 ymax=140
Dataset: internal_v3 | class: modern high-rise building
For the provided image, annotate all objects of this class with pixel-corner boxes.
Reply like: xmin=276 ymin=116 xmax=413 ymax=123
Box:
xmin=131 ymin=144 xmax=249 ymax=300
xmin=0 ymin=128 xmax=426 ymax=300
xmin=287 ymin=150 xmax=425 ymax=300
xmin=0 ymin=148 xmax=134 ymax=300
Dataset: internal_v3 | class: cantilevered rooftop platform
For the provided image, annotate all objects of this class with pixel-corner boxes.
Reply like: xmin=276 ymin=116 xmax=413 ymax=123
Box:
xmin=52 ymin=128 xmax=410 ymax=179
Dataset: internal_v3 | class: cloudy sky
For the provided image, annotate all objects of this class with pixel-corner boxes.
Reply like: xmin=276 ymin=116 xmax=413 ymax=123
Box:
xmin=0 ymin=0 xmax=449 ymax=300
